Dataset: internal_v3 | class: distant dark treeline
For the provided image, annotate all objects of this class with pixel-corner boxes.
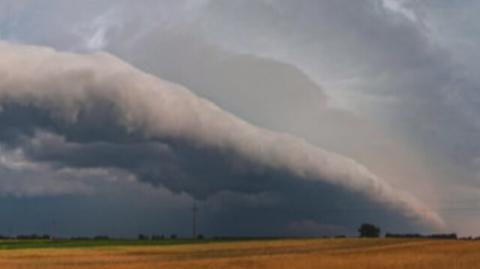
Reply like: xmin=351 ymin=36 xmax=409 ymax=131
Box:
xmin=2 ymin=233 xmax=480 ymax=241
xmin=385 ymin=233 xmax=458 ymax=240
xmin=0 ymin=234 xmax=169 ymax=240
xmin=137 ymin=234 xmax=206 ymax=240
xmin=0 ymin=234 xmax=206 ymax=241
xmin=0 ymin=234 xmax=51 ymax=240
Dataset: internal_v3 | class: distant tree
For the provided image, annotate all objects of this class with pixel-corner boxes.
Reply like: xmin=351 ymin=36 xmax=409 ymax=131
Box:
xmin=385 ymin=233 xmax=421 ymax=238
xmin=16 ymin=234 xmax=49 ymax=240
xmin=170 ymin=234 xmax=177 ymax=239
xmin=358 ymin=223 xmax=380 ymax=238
xmin=385 ymin=233 xmax=457 ymax=240
xmin=197 ymin=234 xmax=204 ymax=240
xmin=71 ymin=237 xmax=91 ymax=240
xmin=93 ymin=235 xmax=110 ymax=240
xmin=429 ymin=233 xmax=457 ymax=240
xmin=138 ymin=234 xmax=149 ymax=240
xmin=152 ymin=235 xmax=165 ymax=240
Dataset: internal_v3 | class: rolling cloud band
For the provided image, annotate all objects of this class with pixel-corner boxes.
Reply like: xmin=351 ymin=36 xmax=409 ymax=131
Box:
xmin=0 ymin=41 xmax=444 ymax=229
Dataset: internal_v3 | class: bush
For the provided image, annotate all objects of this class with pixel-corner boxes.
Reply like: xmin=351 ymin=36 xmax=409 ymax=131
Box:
xmin=70 ymin=237 xmax=91 ymax=240
xmin=93 ymin=235 xmax=110 ymax=240
xmin=151 ymin=235 xmax=165 ymax=240
xmin=358 ymin=223 xmax=380 ymax=238
xmin=138 ymin=234 xmax=149 ymax=240
xmin=16 ymin=234 xmax=50 ymax=240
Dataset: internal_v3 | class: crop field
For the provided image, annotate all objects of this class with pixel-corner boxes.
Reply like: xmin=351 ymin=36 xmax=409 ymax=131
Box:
xmin=0 ymin=238 xmax=478 ymax=268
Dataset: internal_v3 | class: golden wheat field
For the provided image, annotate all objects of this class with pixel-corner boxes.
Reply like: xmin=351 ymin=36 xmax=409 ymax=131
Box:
xmin=0 ymin=239 xmax=479 ymax=269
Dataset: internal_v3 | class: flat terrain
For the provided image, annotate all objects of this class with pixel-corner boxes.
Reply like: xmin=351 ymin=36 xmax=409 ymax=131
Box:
xmin=0 ymin=238 xmax=479 ymax=268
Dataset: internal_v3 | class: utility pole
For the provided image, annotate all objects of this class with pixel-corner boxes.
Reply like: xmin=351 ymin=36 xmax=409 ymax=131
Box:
xmin=192 ymin=202 xmax=198 ymax=239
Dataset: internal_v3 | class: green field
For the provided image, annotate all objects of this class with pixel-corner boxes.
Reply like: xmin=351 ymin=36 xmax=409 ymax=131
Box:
xmin=0 ymin=237 xmax=291 ymax=250
xmin=0 ymin=239 xmax=212 ymax=250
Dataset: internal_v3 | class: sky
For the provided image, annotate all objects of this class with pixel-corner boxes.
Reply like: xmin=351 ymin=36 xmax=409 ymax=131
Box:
xmin=0 ymin=0 xmax=478 ymax=237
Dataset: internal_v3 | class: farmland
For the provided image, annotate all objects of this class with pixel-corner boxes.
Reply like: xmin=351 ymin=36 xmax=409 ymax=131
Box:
xmin=0 ymin=238 xmax=478 ymax=268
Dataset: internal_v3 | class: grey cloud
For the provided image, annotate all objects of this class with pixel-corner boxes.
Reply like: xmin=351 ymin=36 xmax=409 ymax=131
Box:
xmin=198 ymin=0 xmax=476 ymax=159
xmin=0 ymin=41 xmax=444 ymax=230
xmin=108 ymin=30 xmax=327 ymax=132
xmin=0 ymin=146 xmax=95 ymax=197
xmin=189 ymin=0 xmax=480 ymax=234
xmin=4 ymin=0 xmax=474 ymax=234
xmin=104 ymin=26 xmax=441 ymax=207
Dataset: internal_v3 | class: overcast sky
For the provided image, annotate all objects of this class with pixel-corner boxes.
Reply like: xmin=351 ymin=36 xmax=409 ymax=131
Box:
xmin=0 ymin=0 xmax=478 ymax=237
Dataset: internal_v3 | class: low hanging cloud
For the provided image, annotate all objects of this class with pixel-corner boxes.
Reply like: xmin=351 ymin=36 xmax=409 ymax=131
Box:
xmin=0 ymin=41 xmax=444 ymax=229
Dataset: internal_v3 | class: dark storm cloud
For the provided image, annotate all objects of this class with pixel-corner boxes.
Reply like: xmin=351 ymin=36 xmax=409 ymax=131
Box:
xmin=0 ymin=41 xmax=444 ymax=232
xmin=102 ymin=23 xmax=444 ymax=207
xmin=108 ymin=30 xmax=327 ymax=133
xmin=8 ymin=0 xmax=480 ymax=234
xmin=200 ymin=0 xmax=480 ymax=163
xmin=193 ymin=0 xmax=480 ymax=234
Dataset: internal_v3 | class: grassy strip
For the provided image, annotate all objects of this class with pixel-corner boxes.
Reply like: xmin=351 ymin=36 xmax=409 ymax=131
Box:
xmin=0 ymin=239 xmax=219 ymax=250
xmin=0 ymin=237 xmax=295 ymax=250
xmin=0 ymin=236 xmax=312 ymax=250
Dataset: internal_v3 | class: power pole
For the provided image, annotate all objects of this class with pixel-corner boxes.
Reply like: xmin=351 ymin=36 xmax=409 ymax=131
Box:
xmin=192 ymin=202 xmax=198 ymax=239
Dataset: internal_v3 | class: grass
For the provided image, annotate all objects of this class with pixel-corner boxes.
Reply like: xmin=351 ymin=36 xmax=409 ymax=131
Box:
xmin=0 ymin=237 xmax=286 ymax=250
xmin=0 ymin=239 xmax=211 ymax=250
xmin=0 ymin=238 xmax=478 ymax=268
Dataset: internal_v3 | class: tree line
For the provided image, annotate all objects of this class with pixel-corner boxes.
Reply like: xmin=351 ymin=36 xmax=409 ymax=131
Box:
xmin=0 ymin=223 xmax=470 ymax=240
xmin=358 ymin=223 xmax=464 ymax=240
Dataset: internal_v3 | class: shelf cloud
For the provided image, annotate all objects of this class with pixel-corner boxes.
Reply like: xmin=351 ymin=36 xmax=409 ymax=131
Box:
xmin=0 ymin=41 xmax=444 ymax=229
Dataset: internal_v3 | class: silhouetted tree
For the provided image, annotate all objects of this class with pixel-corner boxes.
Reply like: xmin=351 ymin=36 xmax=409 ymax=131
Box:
xmin=93 ymin=235 xmax=110 ymax=240
xmin=152 ymin=235 xmax=165 ymax=240
xmin=358 ymin=223 xmax=380 ymax=238
xmin=138 ymin=234 xmax=149 ymax=240
xmin=71 ymin=237 xmax=90 ymax=240
xmin=16 ymin=234 xmax=50 ymax=240
xmin=385 ymin=233 xmax=457 ymax=240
